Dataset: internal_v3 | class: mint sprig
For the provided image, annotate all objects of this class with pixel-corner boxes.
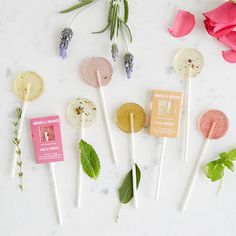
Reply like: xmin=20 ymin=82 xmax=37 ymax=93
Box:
xmin=79 ymin=139 xmax=100 ymax=180
xmin=205 ymin=148 xmax=236 ymax=182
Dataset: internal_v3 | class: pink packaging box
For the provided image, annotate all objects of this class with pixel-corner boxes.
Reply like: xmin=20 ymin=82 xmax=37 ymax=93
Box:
xmin=30 ymin=115 xmax=64 ymax=164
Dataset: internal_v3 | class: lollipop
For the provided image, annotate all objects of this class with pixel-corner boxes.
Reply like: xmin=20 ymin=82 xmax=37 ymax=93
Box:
xmin=30 ymin=116 xmax=64 ymax=225
xmin=173 ymin=48 xmax=204 ymax=162
xmin=149 ymin=90 xmax=183 ymax=202
xmin=11 ymin=71 xmax=44 ymax=177
xmin=81 ymin=57 xmax=117 ymax=165
xmin=66 ymin=97 xmax=97 ymax=207
xmin=116 ymin=103 xmax=146 ymax=208
xmin=181 ymin=110 xmax=228 ymax=212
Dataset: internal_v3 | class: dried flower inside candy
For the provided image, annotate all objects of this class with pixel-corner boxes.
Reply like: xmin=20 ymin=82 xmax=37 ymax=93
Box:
xmin=59 ymin=28 xmax=73 ymax=59
xmin=124 ymin=52 xmax=134 ymax=79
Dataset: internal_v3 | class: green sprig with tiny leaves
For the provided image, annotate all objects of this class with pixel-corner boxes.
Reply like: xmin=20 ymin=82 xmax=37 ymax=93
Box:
xmin=12 ymin=108 xmax=23 ymax=191
xmin=205 ymin=148 xmax=236 ymax=182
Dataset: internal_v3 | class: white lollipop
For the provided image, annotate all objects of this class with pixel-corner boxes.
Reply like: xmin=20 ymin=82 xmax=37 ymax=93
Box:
xmin=173 ymin=48 xmax=204 ymax=163
xmin=66 ymin=97 xmax=97 ymax=207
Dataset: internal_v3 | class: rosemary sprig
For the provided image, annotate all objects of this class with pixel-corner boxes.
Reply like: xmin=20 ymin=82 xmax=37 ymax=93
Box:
xmin=12 ymin=108 xmax=23 ymax=191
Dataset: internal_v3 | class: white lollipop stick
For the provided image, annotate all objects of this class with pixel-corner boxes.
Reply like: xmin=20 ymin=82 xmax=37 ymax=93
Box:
xmin=183 ymin=67 xmax=192 ymax=163
xmin=96 ymin=70 xmax=117 ymax=165
xmin=130 ymin=113 xmax=138 ymax=208
xmin=49 ymin=163 xmax=63 ymax=226
xmin=44 ymin=132 xmax=63 ymax=225
xmin=155 ymin=137 xmax=167 ymax=202
xmin=11 ymin=83 xmax=31 ymax=178
xmin=181 ymin=122 xmax=216 ymax=212
xmin=77 ymin=113 xmax=85 ymax=208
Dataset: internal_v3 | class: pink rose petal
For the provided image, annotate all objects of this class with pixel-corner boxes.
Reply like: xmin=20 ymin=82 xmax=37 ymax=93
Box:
xmin=219 ymin=31 xmax=236 ymax=51
xmin=203 ymin=1 xmax=236 ymax=24
xmin=222 ymin=50 xmax=236 ymax=63
xmin=168 ymin=10 xmax=195 ymax=38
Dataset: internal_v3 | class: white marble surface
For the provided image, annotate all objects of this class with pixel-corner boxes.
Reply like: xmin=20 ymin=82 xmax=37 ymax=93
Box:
xmin=1 ymin=0 xmax=236 ymax=235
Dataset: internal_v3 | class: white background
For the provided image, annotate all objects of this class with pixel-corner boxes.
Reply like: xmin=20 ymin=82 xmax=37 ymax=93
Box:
xmin=0 ymin=0 xmax=236 ymax=235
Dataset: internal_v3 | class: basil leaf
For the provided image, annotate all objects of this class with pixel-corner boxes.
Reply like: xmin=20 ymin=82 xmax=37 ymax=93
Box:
xmin=118 ymin=164 xmax=141 ymax=204
xmin=59 ymin=0 xmax=94 ymax=14
xmin=227 ymin=148 xmax=236 ymax=161
xmin=205 ymin=162 xmax=224 ymax=182
xmin=224 ymin=160 xmax=234 ymax=172
xmin=79 ymin=139 xmax=100 ymax=179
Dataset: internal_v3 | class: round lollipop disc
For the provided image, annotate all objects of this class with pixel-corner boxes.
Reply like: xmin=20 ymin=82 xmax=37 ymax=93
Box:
xmin=198 ymin=110 xmax=229 ymax=139
xmin=173 ymin=48 xmax=204 ymax=78
xmin=81 ymin=57 xmax=113 ymax=88
xmin=116 ymin=103 xmax=146 ymax=133
xmin=14 ymin=71 xmax=44 ymax=101
xmin=66 ymin=98 xmax=97 ymax=129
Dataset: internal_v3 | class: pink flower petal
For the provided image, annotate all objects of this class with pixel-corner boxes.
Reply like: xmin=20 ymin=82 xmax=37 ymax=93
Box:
xmin=168 ymin=10 xmax=195 ymax=38
xmin=222 ymin=50 xmax=236 ymax=63
xmin=203 ymin=1 xmax=236 ymax=24
xmin=219 ymin=31 xmax=236 ymax=51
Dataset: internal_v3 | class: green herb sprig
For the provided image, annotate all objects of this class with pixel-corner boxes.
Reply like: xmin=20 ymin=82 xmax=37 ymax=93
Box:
xmin=59 ymin=0 xmax=95 ymax=14
xmin=79 ymin=139 xmax=100 ymax=179
xmin=12 ymin=108 xmax=23 ymax=191
xmin=205 ymin=148 xmax=236 ymax=182
xmin=116 ymin=164 xmax=141 ymax=222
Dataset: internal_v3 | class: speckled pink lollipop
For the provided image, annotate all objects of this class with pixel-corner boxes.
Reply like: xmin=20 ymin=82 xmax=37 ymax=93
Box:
xmin=81 ymin=57 xmax=113 ymax=88
xmin=198 ymin=110 xmax=228 ymax=139
xmin=181 ymin=109 xmax=229 ymax=212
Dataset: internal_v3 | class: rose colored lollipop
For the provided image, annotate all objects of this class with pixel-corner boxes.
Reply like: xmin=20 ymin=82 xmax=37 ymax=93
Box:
xmin=198 ymin=110 xmax=228 ymax=139
xmin=181 ymin=109 xmax=229 ymax=212
xmin=81 ymin=57 xmax=117 ymax=165
xmin=81 ymin=57 xmax=113 ymax=88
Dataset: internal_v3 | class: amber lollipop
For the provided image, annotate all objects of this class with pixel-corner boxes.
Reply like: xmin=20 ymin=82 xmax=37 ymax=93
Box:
xmin=116 ymin=103 xmax=146 ymax=208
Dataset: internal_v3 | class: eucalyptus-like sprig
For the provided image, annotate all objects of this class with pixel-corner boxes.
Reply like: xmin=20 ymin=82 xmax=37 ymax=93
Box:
xmin=205 ymin=148 xmax=236 ymax=182
xmin=12 ymin=108 xmax=23 ymax=191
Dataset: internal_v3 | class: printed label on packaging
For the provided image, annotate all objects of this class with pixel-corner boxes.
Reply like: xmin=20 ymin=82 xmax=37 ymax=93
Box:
xmin=149 ymin=90 xmax=182 ymax=138
xmin=30 ymin=116 xmax=64 ymax=164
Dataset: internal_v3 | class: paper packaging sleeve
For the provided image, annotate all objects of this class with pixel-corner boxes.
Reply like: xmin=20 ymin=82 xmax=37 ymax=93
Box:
xmin=30 ymin=115 xmax=64 ymax=164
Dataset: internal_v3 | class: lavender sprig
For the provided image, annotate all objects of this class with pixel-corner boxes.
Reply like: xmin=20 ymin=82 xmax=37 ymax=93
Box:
xmin=111 ymin=43 xmax=119 ymax=61
xmin=12 ymin=108 xmax=23 ymax=191
xmin=124 ymin=52 xmax=134 ymax=79
xmin=59 ymin=27 xmax=73 ymax=59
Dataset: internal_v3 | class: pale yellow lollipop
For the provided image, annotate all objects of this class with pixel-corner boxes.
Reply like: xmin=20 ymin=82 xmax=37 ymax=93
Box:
xmin=14 ymin=71 xmax=44 ymax=101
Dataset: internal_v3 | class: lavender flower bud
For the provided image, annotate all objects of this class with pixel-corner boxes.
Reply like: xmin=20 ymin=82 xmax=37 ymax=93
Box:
xmin=59 ymin=27 xmax=73 ymax=59
xmin=124 ymin=52 xmax=134 ymax=79
xmin=111 ymin=43 xmax=119 ymax=62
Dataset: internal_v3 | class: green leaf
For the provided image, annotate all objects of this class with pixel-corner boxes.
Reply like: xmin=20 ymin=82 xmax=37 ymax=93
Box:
xmin=224 ymin=160 xmax=234 ymax=172
xmin=118 ymin=164 xmax=141 ymax=204
xmin=205 ymin=161 xmax=224 ymax=182
xmin=227 ymin=148 xmax=236 ymax=161
xmin=59 ymin=0 xmax=94 ymax=14
xmin=92 ymin=23 xmax=110 ymax=34
xmin=123 ymin=0 xmax=129 ymax=23
xmin=16 ymin=108 xmax=22 ymax=120
xmin=110 ymin=3 xmax=119 ymax=40
xmin=79 ymin=139 xmax=100 ymax=179
xmin=119 ymin=18 xmax=133 ymax=43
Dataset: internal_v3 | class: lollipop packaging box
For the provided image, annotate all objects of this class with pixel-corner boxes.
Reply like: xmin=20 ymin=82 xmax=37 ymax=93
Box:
xmin=150 ymin=90 xmax=183 ymax=138
xmin=30 ymin=116 xmax=64 ymax=164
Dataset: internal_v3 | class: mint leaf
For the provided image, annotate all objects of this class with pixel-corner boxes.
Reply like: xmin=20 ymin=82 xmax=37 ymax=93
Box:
xmin=79 ymin=139 xmax=100 ymax=180
xmin=205 ymin=161 xmax=224 ymax=182
xmin=118 ymin=164 xmax=141 ymax=204
xmin=224 ymin=160 xmax=234 ymax=172
xmin=227 ymin=148 xmax=236 ymax=161
xmin=219 ymin=152 xmax=228 ymax=161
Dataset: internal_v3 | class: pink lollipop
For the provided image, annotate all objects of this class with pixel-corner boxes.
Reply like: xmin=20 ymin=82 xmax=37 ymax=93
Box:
xmin=181 ymin=109 xmax=228 ymax=212
xmin=81 ymin=57 xmax=117 ymax=165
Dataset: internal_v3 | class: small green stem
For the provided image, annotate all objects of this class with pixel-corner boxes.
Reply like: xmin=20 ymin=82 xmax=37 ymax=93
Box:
xmin=115 ymin=203 xmax=122 ymax=223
